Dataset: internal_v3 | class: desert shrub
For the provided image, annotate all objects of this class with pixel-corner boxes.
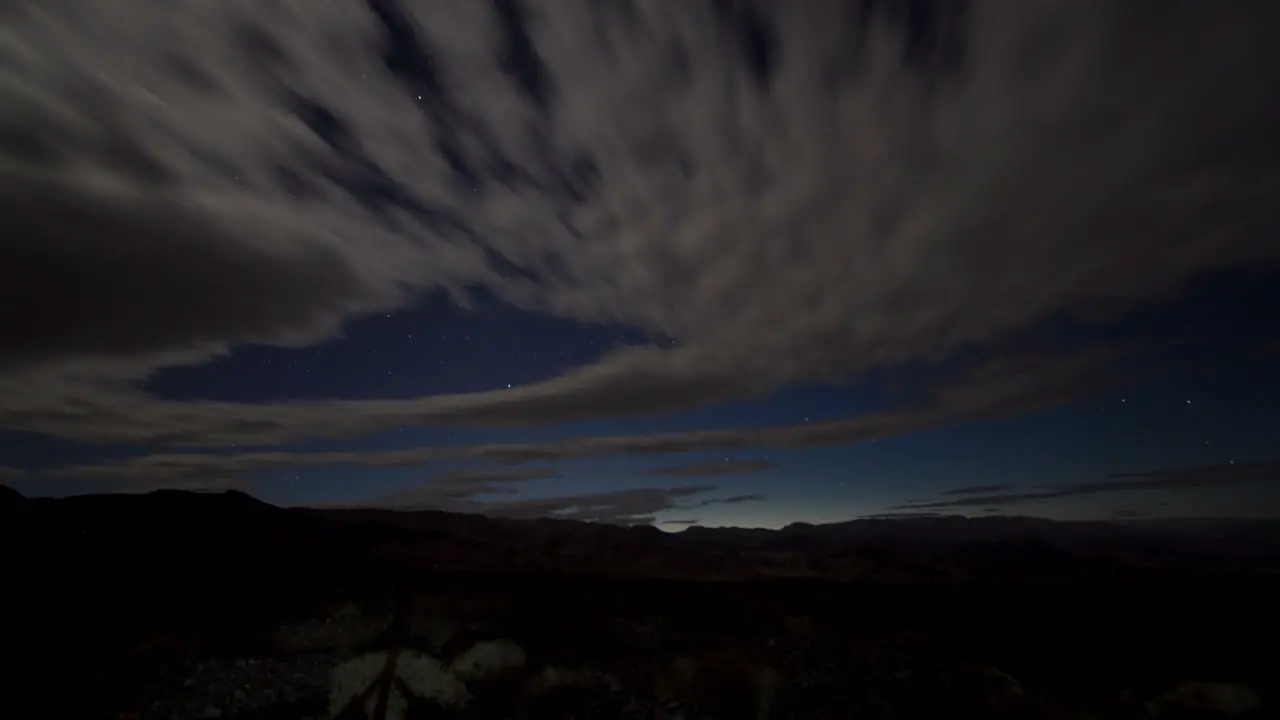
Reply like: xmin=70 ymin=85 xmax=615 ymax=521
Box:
xmin=408 ymin=612 xmax=457 ymax=652
xmin=656 ymin=649 xmax=778 ymax=720
xmin=448 ymin=638 xmax=526 ymax=682
xmin=1163 ymin=680 xmax=1261 ymax=716
xmin=397 ymin=652 xmax=472 ymax=708
xmin=524 ymin=665 xmax=604 ymax=695
xmin=330 ymin=653 xmax=392 ymax=719
xmin=328 ymin=638 xmax=526 ymax=719
xmin=330 ymin=650 xmax=471 ymax=720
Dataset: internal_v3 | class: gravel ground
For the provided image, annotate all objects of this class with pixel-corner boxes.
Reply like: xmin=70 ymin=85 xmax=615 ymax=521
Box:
xmin=119 ymin=604 xmax=1269 ymax=720
xmin=136 ymin=654 xmax=334 ymax=720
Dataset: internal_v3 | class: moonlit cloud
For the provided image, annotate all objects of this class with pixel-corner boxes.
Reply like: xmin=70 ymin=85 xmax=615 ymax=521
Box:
xmin=2 ymin=0 xmax=1278 ymax=451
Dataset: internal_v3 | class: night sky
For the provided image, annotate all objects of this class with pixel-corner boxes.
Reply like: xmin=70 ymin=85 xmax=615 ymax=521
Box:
xmin=2 ymin=0 xmax=1279 ymax=528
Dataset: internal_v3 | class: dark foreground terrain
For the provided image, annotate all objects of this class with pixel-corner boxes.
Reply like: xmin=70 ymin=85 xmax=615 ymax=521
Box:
xmin=4 ymin=487 xmax=1278 ymax=719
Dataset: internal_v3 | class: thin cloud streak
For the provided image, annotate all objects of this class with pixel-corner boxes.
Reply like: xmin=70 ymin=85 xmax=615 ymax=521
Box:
xmin=687 ymin=492 xmax=768 ymax=509
xmin=720 ymin=493 xmax=768 ymax=504
xmin=336 ymin=483 xmax=731 ymax=525
xmin=943 ymin=484 xmax=1012 ymax=496
xmin=892 ymin=462 xmax=1280 ymax=511
xmin=645 ymin=460 xmax=775 ymax=478
xmin=857 ymin=511 xmax=950 ymax=520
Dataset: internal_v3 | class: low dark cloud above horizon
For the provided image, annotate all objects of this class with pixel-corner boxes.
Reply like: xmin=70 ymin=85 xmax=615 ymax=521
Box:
xmin=942 ymin=484 xmax=1013 ymax=497
xmin=646 ymin=460 xmax=775 ymax=478
xmin=893 ymin=462 xmax=1280 ymax=514
xmin=335 ymin=483 xmax=732 ymax=526
xmin=2 ymin=0 xmax=1279 ymax=525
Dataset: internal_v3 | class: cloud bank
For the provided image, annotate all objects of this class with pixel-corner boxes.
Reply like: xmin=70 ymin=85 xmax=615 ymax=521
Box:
xmin=2 ymin=0 xmax=1278 ymax=449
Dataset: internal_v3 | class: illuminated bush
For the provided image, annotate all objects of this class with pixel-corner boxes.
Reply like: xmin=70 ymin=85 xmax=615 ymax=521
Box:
xmin=328 ymin=638 xmax=526 ymax=719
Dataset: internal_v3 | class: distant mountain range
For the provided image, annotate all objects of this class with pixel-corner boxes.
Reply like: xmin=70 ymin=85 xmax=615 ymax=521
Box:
xmin=5 ymin=486 xmax=1280 ymax=582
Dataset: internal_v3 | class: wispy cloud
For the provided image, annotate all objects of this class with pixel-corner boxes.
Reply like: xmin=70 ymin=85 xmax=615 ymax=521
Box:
xmin=686 ymin=492 xmax=768 ymax=510
xmin=857 ymin=511 xmax=950 ymax=520
xmin=942 ymin=484 xmax=1012 ymax=496
xmin=720 ymin=493 xmax=768 ymax=504
xmin=892 ymin=462 xmax=1280 ymax=511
